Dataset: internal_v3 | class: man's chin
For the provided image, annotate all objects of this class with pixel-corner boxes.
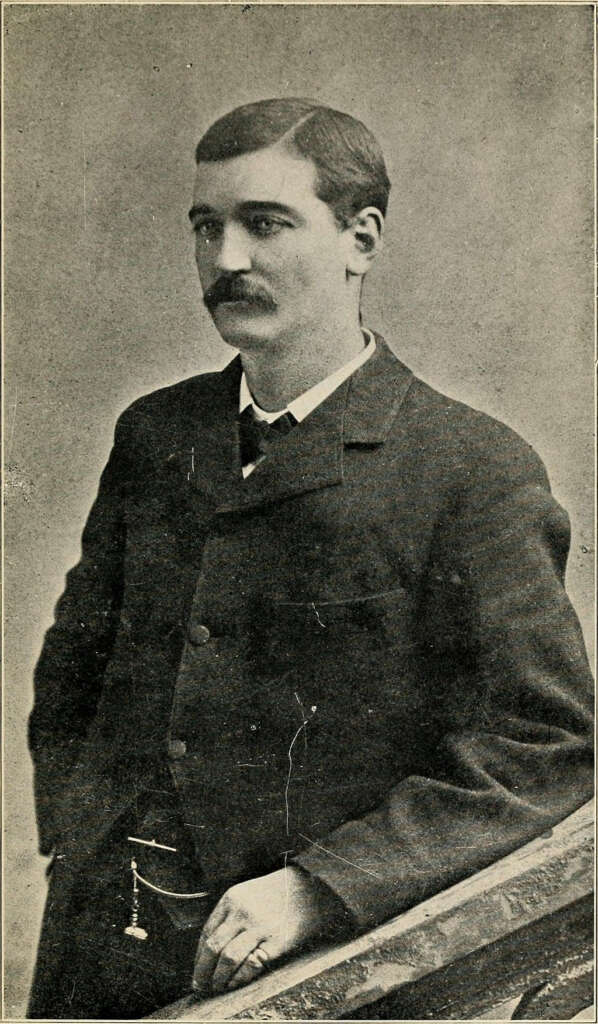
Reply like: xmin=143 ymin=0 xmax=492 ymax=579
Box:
xmin=210 ymin=305 xmax=277 ymax=347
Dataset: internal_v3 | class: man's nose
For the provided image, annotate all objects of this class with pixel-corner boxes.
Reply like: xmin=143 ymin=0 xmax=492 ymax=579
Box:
xmin=214 ymin=224 xmax=252 ymax=274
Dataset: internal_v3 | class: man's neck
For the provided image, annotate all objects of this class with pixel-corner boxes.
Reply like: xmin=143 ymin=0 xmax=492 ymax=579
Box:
xmin=240 ymin=321 xmax=366 ymax=413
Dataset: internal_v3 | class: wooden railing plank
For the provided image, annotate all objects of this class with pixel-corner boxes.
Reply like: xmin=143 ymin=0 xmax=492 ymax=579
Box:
xmin=346 ymin=894 xmax=593 ymax=1019
xmin=149 ymin=801 xmax=594 ymax=1021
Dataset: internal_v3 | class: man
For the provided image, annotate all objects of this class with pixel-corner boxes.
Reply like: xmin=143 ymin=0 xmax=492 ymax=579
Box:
xmin=28 ymin=98 xmax=593 ymax=1019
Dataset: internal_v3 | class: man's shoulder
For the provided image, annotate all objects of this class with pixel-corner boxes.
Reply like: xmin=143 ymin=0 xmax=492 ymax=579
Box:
xmin=116 ymin=364 xmax=234 ymax=431
xmin=403 ymin=372 xmax=530 ymax=446
xmin=371 ymin=337 xmax=544 ymax=476
xmin=397 ymin=370 xmax=549 ymax=488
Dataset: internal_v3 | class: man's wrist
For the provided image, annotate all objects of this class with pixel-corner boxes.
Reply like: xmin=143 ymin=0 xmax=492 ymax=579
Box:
xmin=285 ymin=864 xmax=353 ymax=939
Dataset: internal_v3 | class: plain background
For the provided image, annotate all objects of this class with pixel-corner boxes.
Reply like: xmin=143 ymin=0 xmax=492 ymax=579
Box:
xmin=4 ymin=3 xmax=594 ymax=1016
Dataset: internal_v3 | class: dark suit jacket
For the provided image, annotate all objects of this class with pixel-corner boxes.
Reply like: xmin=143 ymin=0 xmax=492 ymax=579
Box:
xmin=29 ymin=337 xmax=593 ymax=933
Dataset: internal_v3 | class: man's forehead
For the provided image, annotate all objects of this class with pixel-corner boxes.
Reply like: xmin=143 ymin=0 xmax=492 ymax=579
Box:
xmin=192 ymin=144 xmax=319 ymax=209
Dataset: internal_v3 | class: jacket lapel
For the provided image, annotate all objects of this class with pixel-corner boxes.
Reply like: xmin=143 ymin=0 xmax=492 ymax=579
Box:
xmin=183 ymin=335 xmax=415 ymax=514
xmin=184 ymin=355 xmax=244 ymax=508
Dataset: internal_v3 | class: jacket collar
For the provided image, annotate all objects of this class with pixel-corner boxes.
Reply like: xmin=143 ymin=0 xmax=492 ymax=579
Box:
xmin=343 ymin=332 xmax=415 ymax=444
xmin=185 ymin=334 xmax=414 ymax=514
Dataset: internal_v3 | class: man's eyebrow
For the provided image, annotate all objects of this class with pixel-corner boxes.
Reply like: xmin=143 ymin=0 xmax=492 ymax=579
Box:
xmin=188 ymin=203 xmax=214 ymax=223
xmin=188 ymin=200 xmax=303 ymax=223
xmin=237 ymin=201 xmax=301 ymax=220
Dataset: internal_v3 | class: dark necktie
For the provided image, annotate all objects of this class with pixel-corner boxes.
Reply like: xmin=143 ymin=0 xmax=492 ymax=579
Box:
xmin=238 ymin=404 xmax=298 ymax=468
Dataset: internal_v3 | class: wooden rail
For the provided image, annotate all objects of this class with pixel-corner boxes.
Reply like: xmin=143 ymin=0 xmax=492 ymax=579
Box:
xmin=150 ymin=801 xmax=594 ymax=1021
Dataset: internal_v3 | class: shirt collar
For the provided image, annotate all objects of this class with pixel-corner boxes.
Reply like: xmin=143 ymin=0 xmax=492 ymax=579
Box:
xmin=239 ymin=329 xmax=376 ymax=424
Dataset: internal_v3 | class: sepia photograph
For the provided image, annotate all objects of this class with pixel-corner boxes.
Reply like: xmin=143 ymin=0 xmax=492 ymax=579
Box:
xmin=3 ymin=3 xmax=595 ymax=1020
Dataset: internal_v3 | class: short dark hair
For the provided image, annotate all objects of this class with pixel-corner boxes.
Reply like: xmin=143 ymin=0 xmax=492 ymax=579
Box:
xmin=195 ymin=98 xmax=391 ymax=228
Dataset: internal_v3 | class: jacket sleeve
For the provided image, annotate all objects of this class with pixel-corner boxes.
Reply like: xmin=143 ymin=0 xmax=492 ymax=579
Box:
xmin=28 ymin=412 xmax=131 ymax=856
xmin=293 ymin=442 xmax=594 ymax=932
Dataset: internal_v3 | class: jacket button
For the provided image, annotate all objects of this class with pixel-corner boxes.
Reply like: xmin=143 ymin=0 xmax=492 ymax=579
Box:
xmin=168 ymin=738 xmax=187 ymax=759
xmin=187 ymin=623 xmax=210 ymax=646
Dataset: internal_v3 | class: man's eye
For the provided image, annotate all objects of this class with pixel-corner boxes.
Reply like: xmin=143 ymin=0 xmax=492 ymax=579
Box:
xmin=248 ymin=216 xmax=285 ymax=237
xmin=194 ymin=220 xmax=222 ymax=240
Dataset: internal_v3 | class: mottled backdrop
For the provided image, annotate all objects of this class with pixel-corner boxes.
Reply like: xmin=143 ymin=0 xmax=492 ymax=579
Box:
xmin=4 ymin=4 xmax=594 ymax=1016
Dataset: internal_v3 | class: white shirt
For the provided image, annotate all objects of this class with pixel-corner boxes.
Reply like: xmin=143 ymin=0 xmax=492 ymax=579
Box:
xmin=239 ymin=330 xmax=376 ymax=477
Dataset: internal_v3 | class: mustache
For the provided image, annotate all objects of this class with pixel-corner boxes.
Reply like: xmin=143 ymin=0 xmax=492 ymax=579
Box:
xmin=203 ymin=276 xmax=277 ymax=313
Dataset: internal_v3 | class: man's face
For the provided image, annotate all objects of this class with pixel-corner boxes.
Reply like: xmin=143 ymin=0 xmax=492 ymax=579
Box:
xmin=190 ymin=143 xmax=354 ymax=350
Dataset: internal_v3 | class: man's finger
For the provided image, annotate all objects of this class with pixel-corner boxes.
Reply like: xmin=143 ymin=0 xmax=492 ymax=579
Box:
xmin=211 ymin=928 xmax=264 ymax=993
xmin=192 ymin=917 xmax=243 ymax=994
xmin=226 ymin=941 xmax=274 ymax=992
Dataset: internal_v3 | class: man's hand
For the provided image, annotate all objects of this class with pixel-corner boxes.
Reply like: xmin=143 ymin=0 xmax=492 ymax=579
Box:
xmin=192 ymin=866 xmax=337 ymax=995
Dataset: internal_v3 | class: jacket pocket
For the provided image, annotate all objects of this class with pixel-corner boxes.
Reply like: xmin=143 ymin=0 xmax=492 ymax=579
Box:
xmin=266 ymin=587 xmax=413 ymax=660
xmin=259 ymin=587 xmax=418 ymax=712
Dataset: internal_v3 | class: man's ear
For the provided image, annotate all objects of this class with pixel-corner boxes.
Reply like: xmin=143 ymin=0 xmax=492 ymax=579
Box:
xmin=345 ymin=207 xmax=384 ymax=277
